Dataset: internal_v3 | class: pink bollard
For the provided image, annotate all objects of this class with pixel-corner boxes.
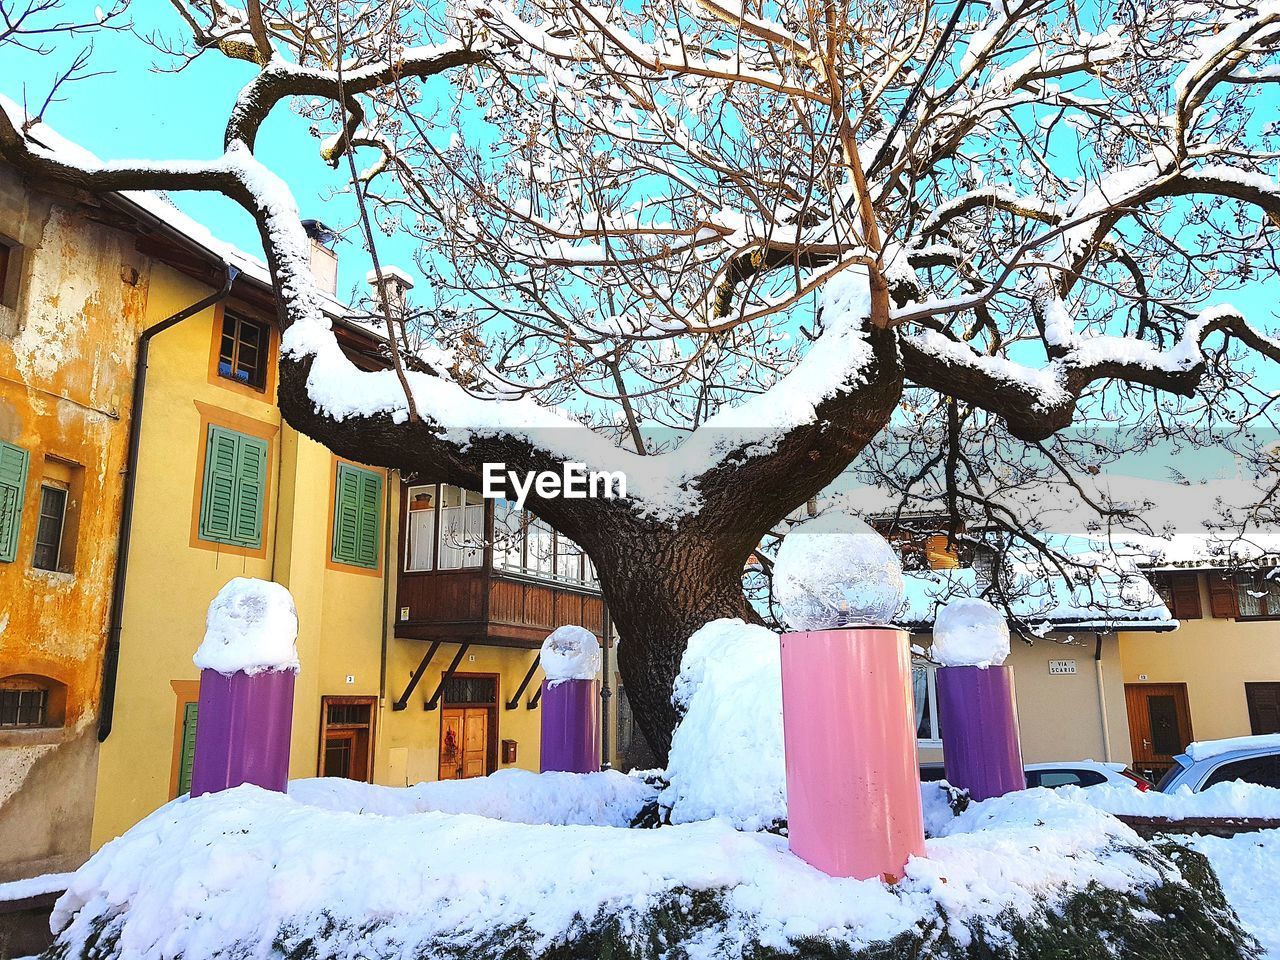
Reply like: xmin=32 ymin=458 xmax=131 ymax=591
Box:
xmin=780 ymin=627 xmax=926 ymax=880
xmin=190 ymin=667 xmax=295 ymax=797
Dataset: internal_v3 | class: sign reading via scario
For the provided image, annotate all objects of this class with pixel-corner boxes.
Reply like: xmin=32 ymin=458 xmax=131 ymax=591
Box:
xmin=1048 ymin=659 xmax=1077 ymax=675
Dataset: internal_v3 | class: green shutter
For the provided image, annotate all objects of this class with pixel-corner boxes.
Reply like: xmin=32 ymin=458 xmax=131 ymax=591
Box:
xmin=332 ymin=464 xmax=381 ymax=568
xmin=0 ymin=440 xmax=30 ymax=563
xmin=198 ymin=426 xmax=267 ymax=549
xmin=177 ymin=701 xmax=199 ymax=795
xmin=232 ymin=435 xmax=267 ymax=548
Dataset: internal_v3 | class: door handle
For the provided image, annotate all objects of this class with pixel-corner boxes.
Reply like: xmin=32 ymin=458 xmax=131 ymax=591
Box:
xmin=1143 ymin=738 xmax=1151 ymax=750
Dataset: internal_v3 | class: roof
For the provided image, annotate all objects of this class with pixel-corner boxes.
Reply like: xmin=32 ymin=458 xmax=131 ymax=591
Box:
xmin=0 ymin=95 xmax=380 ymax=350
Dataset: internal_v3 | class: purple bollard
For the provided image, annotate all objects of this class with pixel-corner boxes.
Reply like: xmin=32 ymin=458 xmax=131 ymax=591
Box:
xmin=937 ymin=665 xmax=1024 ymax=801
xmin=190 ymin=668 xmax=296 ymax=796
xmin=540 ymin=678 xmax=600 ymax=773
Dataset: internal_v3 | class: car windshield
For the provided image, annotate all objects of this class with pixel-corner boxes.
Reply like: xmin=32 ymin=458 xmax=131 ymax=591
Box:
xmin=1155 ymin=760 xmax=1186 ymax=792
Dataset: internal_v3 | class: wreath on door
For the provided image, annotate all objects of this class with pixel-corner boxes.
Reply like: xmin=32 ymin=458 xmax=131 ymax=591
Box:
xmin=443 ymin=727 xmax=458 ymax=760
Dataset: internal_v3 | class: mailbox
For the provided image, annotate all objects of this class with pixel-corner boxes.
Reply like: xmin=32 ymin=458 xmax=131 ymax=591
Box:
xmin=501 ymin=739 xmax=518 ymax=764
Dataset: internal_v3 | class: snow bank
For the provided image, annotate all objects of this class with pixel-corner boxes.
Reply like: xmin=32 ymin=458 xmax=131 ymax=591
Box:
xmin=1186 ymin=733 xmax=1280 ymax=762
xmin=662 ymin=619 xmax=786 ymax=830
xmin=539 ymin=625 xmax=601 ymax=685
xmin=49 ymin=784 xmax=1182 ymax=960
xmin=194 ymin=578 xmax=299 ymax=676
xmin=774 ymin=511 xmax=904 ymax=629
xmin=1068 ymin=781 xmax=1280 ymax=821
xmin=0 ymin=870 xmax=73 ymax=902
xmin=288 ymin=768 xmax=651 ymax=826
xmin=1185 ymin=829 xmax=1280 ymax=958
xmin=932 ymin=598 xmax=1010 ymax=667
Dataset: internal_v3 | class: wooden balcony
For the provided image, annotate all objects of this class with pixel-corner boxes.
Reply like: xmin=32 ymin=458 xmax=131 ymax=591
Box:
xmin=395 ymin=568 xmax=606 ymax=648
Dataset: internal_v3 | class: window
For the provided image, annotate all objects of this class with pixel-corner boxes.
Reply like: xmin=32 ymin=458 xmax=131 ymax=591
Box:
xmin=1201 ymin=754 xmax=1280 ymax=790
xmin=404 ymin=485 xmax=437 ymax=572
xmin=0 ymin=236 xmax=21 ymax=337
xmin=0 ymin=675 xmax=64 ymax=729
xmin=492 ymin=499 xmax=594 ymax=584
xmin=176 ymin=701 xmax=199 ymax=795
xmin=440 ymin=674 xmax=497 ymax=705
xmin=1151 ymin=572 xmax=1202 ymax=620
xmin=1026 ymin=769 xmax=1107 ymax=789
xmin=912 ymin=662 xmax=942 ymax=744
xmin=438 ymin=485 xmax=484 ymax=569
xmin=0 ymin=685 xmax=46 ymax=727
xmin=1247 ymin=683 xmax=1280 ymax=736
xmin=217 ymin=313 xmax=269 ymax=390
xmin=331 ymin=463 xmax=382 ymax=568
xmin=198 ymin=425 xmax=268 ymax=549
xmin=0 ymin=439 xmax=29 ymax=563
xmin=320 ymin=696 xmax=375 ymax=781
xmin=1233 ymin=572 xmax=1280 ymax=619
xmin=32 ymin=484 xmax=67 ymax=571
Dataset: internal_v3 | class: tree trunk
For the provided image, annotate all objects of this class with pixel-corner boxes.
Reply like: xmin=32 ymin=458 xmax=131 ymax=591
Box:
xmin=582 ymin=518 xmax=756 ymax=764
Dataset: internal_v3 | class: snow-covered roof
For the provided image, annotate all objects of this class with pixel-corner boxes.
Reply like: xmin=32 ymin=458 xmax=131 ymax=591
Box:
xmin=1185 ymin=734 xmax=1280 ymax=763
xmin=0 ymin=95 xmax=356 ymax=323
xmin=1121 ymin=534 xmax=1280 ymax=572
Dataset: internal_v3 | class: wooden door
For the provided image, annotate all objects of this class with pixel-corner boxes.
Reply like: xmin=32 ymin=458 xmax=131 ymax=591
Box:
xmin=439 ymin=708 xmax=490 ymax=780
xmin=1125 ymin=683 xmax=1193 ymax=778
xmin=461 ymin=707 xmax=489 ymax=778
xmin=1247 ymin=683 xmax=1280 ymax=735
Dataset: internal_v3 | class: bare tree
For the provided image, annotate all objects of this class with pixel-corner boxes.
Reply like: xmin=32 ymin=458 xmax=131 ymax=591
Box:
xmin=3 ymin=0 xmax=1280 ymax=759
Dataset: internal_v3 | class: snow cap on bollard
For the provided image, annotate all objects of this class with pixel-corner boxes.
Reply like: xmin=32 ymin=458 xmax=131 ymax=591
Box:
xmin=540 ymin=624 xmax=601 ymax=687
xmin=932 ymin=597 xmax=1009 ymax=668
xmin=774 ymin=512 xmax=904 ymax=629
xmin=195 ymin=577 xmax=300 ymax=676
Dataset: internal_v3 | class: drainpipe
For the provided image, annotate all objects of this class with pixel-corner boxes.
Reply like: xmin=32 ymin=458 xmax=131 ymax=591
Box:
xmin=98 ymin=264 xmax=240 ymax=742
xmin=600 ymin=603 xmax=613 ymax=770
xmin=1094 ymin=632 xmax=1114 ymax=762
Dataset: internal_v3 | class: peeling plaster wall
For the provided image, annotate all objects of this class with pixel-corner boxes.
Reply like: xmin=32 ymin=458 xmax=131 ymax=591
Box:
xmin=0 ymin=164 xmax=151 ymax=881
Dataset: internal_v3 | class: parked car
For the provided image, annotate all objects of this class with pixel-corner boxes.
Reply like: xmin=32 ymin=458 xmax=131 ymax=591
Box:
xmin=1156 ymin=735 xmax=1280 ymax=793
xmin=919 ymin=760 xmax=1150 ymax=790
xmin=1025 ymin=761 xmax=1151 ymax=791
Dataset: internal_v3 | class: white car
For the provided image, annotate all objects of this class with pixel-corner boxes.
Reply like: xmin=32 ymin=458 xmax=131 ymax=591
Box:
xmin=1024 ymin=760 xmax=1152 ymax=791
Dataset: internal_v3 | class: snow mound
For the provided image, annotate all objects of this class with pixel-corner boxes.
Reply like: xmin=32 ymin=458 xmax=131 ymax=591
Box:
xmin=662 ymin=619 xmax=786 ymax=830
xmin=1067 ymin=780 xmax=1280 ymax=821
xmin=194 ymin=578 xmax=299 ymax=676
xmin=1185 ymin=829 xmax=1280 ymax=957
xmin=774 ymin=511 xmax=904 ymax=629
xmin=288 ymin=768 xmax=652 ymax=826
xmin=49 ymin=784 xmax=1196 ymax=960
xmin=1186 ymin=733 xmax=1280 ymax=762
xmin=540 ymin=625 xmax=601 ymax=685
xmin=932 ymin=598 xmax=1010 ymax=667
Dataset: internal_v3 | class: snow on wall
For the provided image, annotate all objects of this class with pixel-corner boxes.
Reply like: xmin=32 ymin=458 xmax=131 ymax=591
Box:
xmin=194 ymin=578 xmax=300 ymax=676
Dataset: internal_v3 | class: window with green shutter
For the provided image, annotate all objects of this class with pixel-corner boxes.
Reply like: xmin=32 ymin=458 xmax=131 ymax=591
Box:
xmin=331 ymin=463 xmax=382 ymax=568
xmin=177 ymin=701 xmax=198 ymax=795
xmin=0 ymin=439 xmax=29 ymax=563
xmin=198 ymin=425 xmax=268 ymax=549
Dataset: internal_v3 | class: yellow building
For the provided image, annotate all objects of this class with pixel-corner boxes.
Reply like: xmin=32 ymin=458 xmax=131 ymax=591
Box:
xmin=0 ymin=153 xmax=157 ymax=881
xmin=1121 ymin=558 xmax=1280 ymax=780
xmin=84 ymin=203 xmax=611 ymax=850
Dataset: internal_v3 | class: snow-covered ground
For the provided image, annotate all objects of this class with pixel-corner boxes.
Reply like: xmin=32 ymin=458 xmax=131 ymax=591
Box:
xmin=50 ymin=780 xmax=1195 ymax=960
xmin=1068 ymin=780 xmax=1280 ymax=821
xmin=1186 ymin=830 xmax=1280 ymax=958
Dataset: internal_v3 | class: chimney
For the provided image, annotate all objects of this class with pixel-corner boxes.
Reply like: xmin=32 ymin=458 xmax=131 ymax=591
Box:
xmin=301 ymin=219 xmax=339 ymax=296
xmin=367 ymin=265 xmax=415 ymax=317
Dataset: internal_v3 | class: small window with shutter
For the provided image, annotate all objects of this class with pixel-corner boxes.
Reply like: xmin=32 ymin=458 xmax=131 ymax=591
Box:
xmin=0 ymin=439 xmax=29 ymax=563
xmin=176 ymin=701 xmax=198 ymax=795
xmin=1152 ymin=572 xmax=1202 ymax=620
xmin=198 ymin=425 xmax=268 ymax=549
xmin=331 ymin=463 xmax=382 ymax=569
